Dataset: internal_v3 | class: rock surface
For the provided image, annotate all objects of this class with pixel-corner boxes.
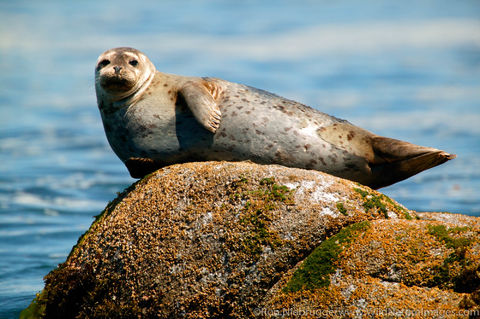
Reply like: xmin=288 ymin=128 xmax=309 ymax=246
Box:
xmin=264 ymin=214 xmax=480 ymax=318
xmin=22 ymin=161 xmax=480 ymax=318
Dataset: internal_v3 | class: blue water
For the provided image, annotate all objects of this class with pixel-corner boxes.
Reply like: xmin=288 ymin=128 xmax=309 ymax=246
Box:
xmin=1 ymin=0 xmax=479 ymax=317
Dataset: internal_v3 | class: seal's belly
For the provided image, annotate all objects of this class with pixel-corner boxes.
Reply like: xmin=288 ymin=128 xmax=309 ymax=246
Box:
xmin=114 ymin=98 xmax=216 ymax=163
xmin=103 ymin=103 xmax=178 ymax=162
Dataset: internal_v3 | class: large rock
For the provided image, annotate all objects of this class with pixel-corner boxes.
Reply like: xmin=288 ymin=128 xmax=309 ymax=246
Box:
xmin=22 ymin=161 xmax=480 ymax=318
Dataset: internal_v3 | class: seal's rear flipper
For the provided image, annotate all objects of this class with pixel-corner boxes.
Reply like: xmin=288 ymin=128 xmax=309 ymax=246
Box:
xmin=368 ymin=137 xmax=455 ymax=189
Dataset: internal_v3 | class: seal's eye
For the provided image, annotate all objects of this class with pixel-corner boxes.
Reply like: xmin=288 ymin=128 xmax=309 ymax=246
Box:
xmin=129 ymin=59 xmax=139 ymax=67
xmin=97 ymin=59 xmax=110 ymax=69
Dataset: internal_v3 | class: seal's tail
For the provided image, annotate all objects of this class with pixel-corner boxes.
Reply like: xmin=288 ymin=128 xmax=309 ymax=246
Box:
xmin=367 ymin=136 xmax=455 ymax=189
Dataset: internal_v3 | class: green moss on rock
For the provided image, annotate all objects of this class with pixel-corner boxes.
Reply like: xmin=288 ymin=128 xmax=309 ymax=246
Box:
xmin=353 ymin=187 xmax=413 ymax=219
xmin=384 ymin=195 xmax=413 ymax=219
xmin=283 ymin=221 xmax=370 ymax=292
xmin=427 ymin=224 xmax=478 ymax=292
xmin=354 ymin=188 xmax=388 ymax=218
xmin=19 ymin=290 xmax=47 ymax=319
xmin=336 ymin=202 xmax=348 ymax=216
xmin=428 ymin=225 xmax=471 ymax=250
xmin=231 ymin=176 xmax=293 ymax=259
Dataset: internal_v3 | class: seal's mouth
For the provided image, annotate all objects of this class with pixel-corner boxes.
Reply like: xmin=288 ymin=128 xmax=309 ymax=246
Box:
xmin=100 ymin=75 xmax=134 ymax=92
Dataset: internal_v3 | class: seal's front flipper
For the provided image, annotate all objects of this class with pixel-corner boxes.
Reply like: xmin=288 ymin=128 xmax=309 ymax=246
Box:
xmin=125 ymin=157 xmax=161 ymax=178
xmin=180 ymin=81 xmax=222 ymax=133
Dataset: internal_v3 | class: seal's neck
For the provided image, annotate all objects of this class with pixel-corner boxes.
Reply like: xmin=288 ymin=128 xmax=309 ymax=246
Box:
xmin=117 ymin=69 xmax=156 ymax=107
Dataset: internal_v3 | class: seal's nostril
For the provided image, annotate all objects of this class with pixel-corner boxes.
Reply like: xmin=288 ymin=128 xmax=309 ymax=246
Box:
xmin=114 ymin=66 xmax=122 ymax=73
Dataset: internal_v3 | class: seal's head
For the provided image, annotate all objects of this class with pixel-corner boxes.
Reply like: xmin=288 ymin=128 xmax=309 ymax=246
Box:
xmin=95 ymin=47 xmax=156 ymax=102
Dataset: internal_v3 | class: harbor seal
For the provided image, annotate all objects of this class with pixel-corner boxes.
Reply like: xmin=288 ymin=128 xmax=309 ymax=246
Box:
xmin=95 ymin=47 xmax=455 ymax=189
